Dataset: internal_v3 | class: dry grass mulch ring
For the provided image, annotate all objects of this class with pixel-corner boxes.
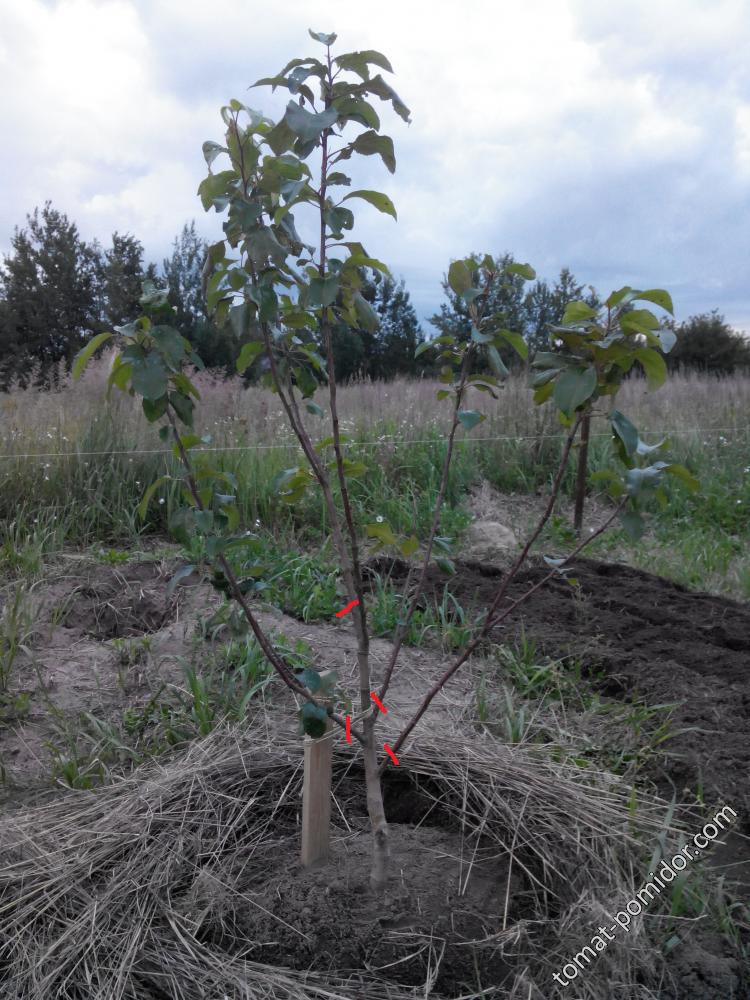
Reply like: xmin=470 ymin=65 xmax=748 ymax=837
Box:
xmin=0 ymin=725 xmax=683 ymax=999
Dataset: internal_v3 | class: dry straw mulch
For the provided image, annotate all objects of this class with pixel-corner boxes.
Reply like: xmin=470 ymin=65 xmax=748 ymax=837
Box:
xmin=0 ymin=723 xmax=677 ymax=999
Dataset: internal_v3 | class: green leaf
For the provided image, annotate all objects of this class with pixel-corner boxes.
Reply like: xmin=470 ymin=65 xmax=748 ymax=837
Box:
xmin=174 ymin=372 xmax=201 ymax=400
xmin=531 ymin=351 xmax=565 ymax=371
xmin=342 ymin=189 xmax=397 ymax=220
xmin=635 ymin=289 xmax=674 ymax=315
xmin=562 ymin=301 xmax=598 ymax=325
xmin=415 ymin=340 xmax=435 ymax=358
xmin=663 ymin=464 xmax=700 ymax=492
xmin=284 ymin=101 xmax=338 ymax=143
xmin=167 ymin=564 xmax=196 ymax=596
xmin=108 ymin=358 xmax=132 ymax=394
xmin=361 ymin=75 xmax=411 ymax=123
xmin=497 ymin=328 xmax=528 ymax=360
xmin=173 ymin=434 xmax=202 ymax=457
xmin=533 ymin=381 xmax=555 ymax=405
xmin=245 ymin=226 xmax=287 ymax=265
xmin=553 ymin=367 xmax=597 ymax=414
xmin=487 ymin=345 xmax=509 ymax=379
xmin=308 ymin=275 xmax=340 ymax=307
xmin=73 ymin=333 xmax=112 ymax=380
xmin=435 ymin=558 xmax=455 ymax=575
xmin=308 ymin=29 xmax=337 ymax=46
xmin=236 ymin=341 xmax=264 ymax=374
xmin=471 ymin=325 xmax=493 ymax=344
xmin=505 ymin=261 xmax=536 ymax=280
xmin=295 ymin=668 xmax=322 ymax=693
xmin=197 ymin=170 xmax=237 ymax=212
xmin=142 ymin=396 xmax=168 ymax=422
xmin=590 ymin=468 xmax=625 ymax=498
xmin=611 ymin=409 xmax=639 ymax=457
xmin=341 ymin=459 xmax=368 ymax=478
xmin=202 ymin=141 xmax=227 ymax=167
xmin=620 ymin=309 xmax=660 ymax=335
xmin=300 ymin=700 xmax=329 ymax=738
xmin=326 ymin=171 xmax=351 ymax=186
xmin=349 ymin=131 xmax=396 ymax=173
xmin=448 ymin=260 xmax=472 ymax=295
xmin=335 ymin=49 xmax=394 ymax=77
xmin=131 ymin=353 xmax=168 ymax=401
xmin=605 ymin=287 xmax=636 ymax=310
xmin=264 ymin=118 xmax=297 ymax=156
xmin=367 ymin=521 xmax=398 ymax=545
xmin=398 ymin=535 xmax=419 ymax=557
xmin=137 ymin=476 xmax=171 ymax=521
xmin=634 ymin=347 xmax=667 ymax=390
xmin=324 ymin=205 xmax=354 ymax=237
xmin=636 ymin=436 xmax=666 ymax=455
xmin=305 ymin=401 xmax=324 ymax=417
xmin=353 ymin=291 xmax=379 ymax=332
xmin=457 ymin=410 xmax=485 ymax=431
xmin=333 ymin=95 xmax=381 ymax=129
xmin=624 ymin=465 xmax=663 ymax=496
xmin=151 ymin=326 xmax=187 ymax=371
xmin=169 ymin=391 xmax=195 ymax=427
xmin=620 ymin=509 xmax=645 ymax=541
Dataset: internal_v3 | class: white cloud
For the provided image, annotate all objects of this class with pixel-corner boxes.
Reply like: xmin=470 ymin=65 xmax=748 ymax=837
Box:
xmin=0 ymin=0 xmax=748 ymax=332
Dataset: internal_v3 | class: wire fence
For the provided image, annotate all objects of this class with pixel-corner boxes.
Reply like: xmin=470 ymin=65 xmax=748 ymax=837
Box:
xmin=0 ymin=426 xmax=747 ymax=462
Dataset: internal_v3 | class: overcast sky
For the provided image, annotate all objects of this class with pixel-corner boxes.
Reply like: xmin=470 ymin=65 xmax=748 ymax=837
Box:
xmin=1 ymin=0 xmax=749 ymax=333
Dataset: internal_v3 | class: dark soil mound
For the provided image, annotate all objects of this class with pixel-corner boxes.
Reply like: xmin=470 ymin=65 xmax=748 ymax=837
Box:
xmin=369 ymin=556 xmax=750 ymax=822
xmin=216 ymin=822 xmax=515 ymax=991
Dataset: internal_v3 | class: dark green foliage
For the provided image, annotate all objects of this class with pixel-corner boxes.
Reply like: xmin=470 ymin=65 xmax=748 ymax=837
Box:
xmin=328 ymin=268 xmax=424 ymax=381
xmin=431 ymin=255 xmax=600 ymax=368
xmin=665 ymin=310 xmax=750 ymax=374
xmin=0 ymin=202 xmax=101 ymax=387
xmin=161 ymin=221 xmax=247 ymax=374
xmin=163 ymin=221 xmax=207 ymax=338
xmin=99 ymin=232 xmax=146 ymax=328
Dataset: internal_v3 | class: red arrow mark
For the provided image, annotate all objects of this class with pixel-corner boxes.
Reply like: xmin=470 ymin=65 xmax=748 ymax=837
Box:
xmin=383 ymin=743 xmax=400 ymax=766
xmin=345 ymin=716 xmax=352 ymax=743
xmin=336 ymin=599 xmax=360 ymax=618
xmin=370 ymin=692 xmax=388 ymax=715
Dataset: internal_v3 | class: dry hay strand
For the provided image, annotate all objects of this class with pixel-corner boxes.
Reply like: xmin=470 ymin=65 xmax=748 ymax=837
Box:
xmin=0 ymin=722 xmax=679 ymax=999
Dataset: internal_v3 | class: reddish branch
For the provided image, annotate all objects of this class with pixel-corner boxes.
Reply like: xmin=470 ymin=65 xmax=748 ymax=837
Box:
xmin=165 ymin=406 xmax=364 ymax=744
xmin=381 ymin=412 xmax=598 ymax=767
xmin=379 ymin=270 xmax=501 ymax=703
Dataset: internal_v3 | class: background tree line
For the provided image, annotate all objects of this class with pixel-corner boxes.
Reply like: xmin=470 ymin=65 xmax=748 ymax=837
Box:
xmin=1 ymin=202 xmax=748 ymax=390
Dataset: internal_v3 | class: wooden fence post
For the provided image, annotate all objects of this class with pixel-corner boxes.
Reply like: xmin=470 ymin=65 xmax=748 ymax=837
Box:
xmin=301 ymin=702 xmax=332 ymax=867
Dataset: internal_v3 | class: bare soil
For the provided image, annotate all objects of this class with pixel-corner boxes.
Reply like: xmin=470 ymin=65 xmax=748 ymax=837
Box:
xmin=1 ymin=548 xmax=749 ymax=998
xmin=379 ymin=554 xmax=750 ymax=825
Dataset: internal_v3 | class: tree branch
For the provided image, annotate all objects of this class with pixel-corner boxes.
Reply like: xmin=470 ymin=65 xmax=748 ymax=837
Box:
xmin=381 ymin=411 xmax=588 ymax=768
xmin=165 ymin=406 xmax=365 ymax=745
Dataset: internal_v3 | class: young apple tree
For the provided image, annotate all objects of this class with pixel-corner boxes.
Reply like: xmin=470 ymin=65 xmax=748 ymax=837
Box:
xmin=74 ymin=29 xmax=696 ymax=891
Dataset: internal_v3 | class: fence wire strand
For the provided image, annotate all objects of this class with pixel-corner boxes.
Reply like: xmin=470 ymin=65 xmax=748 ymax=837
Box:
xmin=0 ymin=426 xmax=747 ymax=463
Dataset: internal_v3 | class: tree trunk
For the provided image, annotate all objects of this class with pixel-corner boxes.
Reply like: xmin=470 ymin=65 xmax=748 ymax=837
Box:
xmin=363 ymin=717 xmax=390 ymax=889
xmin=573 ymin=412 xmax=591 ymax=535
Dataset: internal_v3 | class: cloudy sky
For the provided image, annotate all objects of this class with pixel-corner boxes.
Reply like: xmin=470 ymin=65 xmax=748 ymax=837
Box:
xmin=1 ymin=0 xmax=749 ymax=333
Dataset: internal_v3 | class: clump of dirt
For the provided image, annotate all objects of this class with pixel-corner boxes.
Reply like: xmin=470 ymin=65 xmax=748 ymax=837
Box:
xmin=53 ymin=561 xmax=179 ymax=638
xmin=464 ymin=519 xmax=518 ymax=562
